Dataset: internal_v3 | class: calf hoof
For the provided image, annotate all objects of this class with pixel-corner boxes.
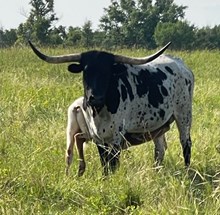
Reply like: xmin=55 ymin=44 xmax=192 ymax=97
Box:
xmin=78 ymin=162 xmax=86 ymax=177
xmin=65 ymin=167 xmax=70 ymax=176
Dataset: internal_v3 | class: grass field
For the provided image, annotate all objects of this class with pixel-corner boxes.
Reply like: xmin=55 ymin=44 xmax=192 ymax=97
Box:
xmin=0 ymin=47 xmax=220 ymax=214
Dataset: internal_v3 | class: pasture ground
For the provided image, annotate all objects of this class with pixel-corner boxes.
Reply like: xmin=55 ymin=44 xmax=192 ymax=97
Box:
xmin=0 ymin=47 xmax=220 ymax=214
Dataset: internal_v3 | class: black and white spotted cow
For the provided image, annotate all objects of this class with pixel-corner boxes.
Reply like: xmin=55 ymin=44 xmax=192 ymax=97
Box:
xmin=29 ymin=41 xmax=194 ymax=176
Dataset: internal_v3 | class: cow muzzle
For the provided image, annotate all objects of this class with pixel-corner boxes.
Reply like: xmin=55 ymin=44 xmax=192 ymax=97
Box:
xmin=87 ymin=95 xmax=105 ymax=109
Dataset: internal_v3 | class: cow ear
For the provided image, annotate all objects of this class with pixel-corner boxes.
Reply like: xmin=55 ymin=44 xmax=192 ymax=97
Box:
xmin=68 ymin=64 xmax=83 ymax=73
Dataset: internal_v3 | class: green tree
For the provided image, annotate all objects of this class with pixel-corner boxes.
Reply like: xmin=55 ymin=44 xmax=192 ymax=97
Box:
xmin=195 ymin=25 xmax=220 ymax=49
xmin=125 ymin=0 xmax=158 ymax=48
xmin=81 ymin=20 xmax=94 ymax=48
xmin=99 ymin=0 xmax=187 ymax=48
xmin=92 ymin=30 xmax=106 ymax=47
xmin=65 ymin=26 xmax=82 ymax=46
xmin=0 ymin=28 xmax=5 ymax=47
xmin=49 ymin=25 xmax=66 ymax=45
xmin=99 ymin=0 xmax=128 ymax=48
xmin=17 ymin=0 xmax=58 ymax=44
xmin=0 ymin=28 xmax=17 ymax=47
xmin=155 ymin=0 xmax=186 ymax=23
xmin=154 ymin=21 xmax=195 ymax=50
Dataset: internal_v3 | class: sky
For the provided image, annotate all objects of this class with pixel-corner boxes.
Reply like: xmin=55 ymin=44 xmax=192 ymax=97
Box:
xmin=0 ymin=0 xmax=220 ymax=30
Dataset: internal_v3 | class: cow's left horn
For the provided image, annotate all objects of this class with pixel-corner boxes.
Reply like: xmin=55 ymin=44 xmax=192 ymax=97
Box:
xmin=114 ymin=42 xmax=171 ymax=65
xmin=28 ymin=41 xmax=81 ymax=63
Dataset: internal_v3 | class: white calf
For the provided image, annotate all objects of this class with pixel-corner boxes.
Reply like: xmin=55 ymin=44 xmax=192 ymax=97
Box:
xmin=66 ymin=97 xmax=90 ymax=176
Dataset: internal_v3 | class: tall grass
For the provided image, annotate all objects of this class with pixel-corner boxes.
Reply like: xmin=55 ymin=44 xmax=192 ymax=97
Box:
xmin=0 ymin=47 xmax=219 ymax=214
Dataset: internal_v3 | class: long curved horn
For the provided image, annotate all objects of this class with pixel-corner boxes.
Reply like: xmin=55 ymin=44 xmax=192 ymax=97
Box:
xmin=28 ymin=41 xmax=81 ymax=63
xmin=114 ymin=42 xmax=171 ymax=65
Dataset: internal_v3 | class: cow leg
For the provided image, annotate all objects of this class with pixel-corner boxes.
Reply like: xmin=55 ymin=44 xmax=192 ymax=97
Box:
xmin=175 ymin=112 xmax=192 ymax=167
xmin=97 ymin=144 xmax=121 ymax=175
xmin=179 ymin=130 xmax=192 ymax=167
xmin=97 ymin=144 xmax=109 ymax=176
xmin=108 ymin=145 xmax=121 ymax=173
xmin=153 ymin=134 xmax=167 ymax=166
xmin=75 ymin=134 xmax=86 ymax=177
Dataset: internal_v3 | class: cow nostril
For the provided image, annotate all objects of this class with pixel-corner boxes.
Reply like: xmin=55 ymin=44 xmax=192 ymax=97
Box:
xmin=89 ymin=96 xmax=95 ymax=103
xmin=88 ymin=96 xmax=104 ymax=107
xmin=97 ymin=97 xmax=104 ymax=104
xmin=97 ymin=97 xmax=104 ymax=105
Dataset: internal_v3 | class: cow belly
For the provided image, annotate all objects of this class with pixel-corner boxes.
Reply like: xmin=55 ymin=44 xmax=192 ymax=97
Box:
xmin=122 ymin=116 xmax=174 ymax=148
xmin=124 ymin=126 xmax=168 ymax=145
xmin=126 ymin=116 xmax=172 ymax=134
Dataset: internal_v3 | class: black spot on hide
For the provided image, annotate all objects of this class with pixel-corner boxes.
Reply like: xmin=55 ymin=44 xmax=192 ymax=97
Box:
xmin=133 ymin=68 xmax=168 ymax=108
xmin=106 ymin=75 xmax=120 ymax=114
xmin=119 ymin=75 xmax=134 ymax=102
xmin=121 ymin=84 xmax=127 ymax=102
xmin=158 ymin=109 xmax=165 ymax=120
xmin=161 ymin=86 xmax=168 ymax=96
xmin=105 ymin=64 xmax=134 ymax=114
xmin=165 ymin=66 xmax=174 ymax=75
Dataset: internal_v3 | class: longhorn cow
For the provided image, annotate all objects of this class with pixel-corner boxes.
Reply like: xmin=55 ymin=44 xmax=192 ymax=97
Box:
xmin=29 ymin=41 xmax=194 ymax=176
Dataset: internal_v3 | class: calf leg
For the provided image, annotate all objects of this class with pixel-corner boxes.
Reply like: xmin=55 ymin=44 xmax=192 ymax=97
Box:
xmin=75 ymin=133 xmax=86 ymax=177
xmin=153 ymin=134 xmax=167 ymax=166
xmin=66 ymin=130 xmax=75 ymax=176
xmin=65 ymin=104 xmax=81 ymax=176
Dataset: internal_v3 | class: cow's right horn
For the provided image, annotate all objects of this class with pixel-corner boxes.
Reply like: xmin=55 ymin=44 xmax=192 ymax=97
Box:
xmin=29 ymin=41 xmax=81 ymax=63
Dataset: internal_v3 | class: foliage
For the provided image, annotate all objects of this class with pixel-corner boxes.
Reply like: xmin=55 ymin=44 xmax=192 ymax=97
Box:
xmin=154 ymin=21 xmax=195 ymax=50
xmin=65 ymin=26 xmax=83 ymax=47
xmin=99 ymin=0 xmax=187 ymax=48
xmin=81 ymin=21 xmax=94 ymax=48
xmin=16 ymin=0 xmax=59 ymax=44
xmin=49 ymin=25 xmax=67 ymax=45
xmin=194 ymin=25 xmax=220 ymax=49
xmin=0 ymin=28 xmax=17 ymax=48
xmin=1 ymin=0 xmax=220 ymax=49
xmin=0 ymin=47 xmax=220 ymax=214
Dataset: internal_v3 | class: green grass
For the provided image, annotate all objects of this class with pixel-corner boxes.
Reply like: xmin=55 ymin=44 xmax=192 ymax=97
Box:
xmin=0 ymin=47 xmax=220 ymax=214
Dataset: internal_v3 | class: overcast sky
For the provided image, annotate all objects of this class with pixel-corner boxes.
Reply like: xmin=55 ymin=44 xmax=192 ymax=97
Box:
xmin=0 ymin=0 xmax=220 ymax=30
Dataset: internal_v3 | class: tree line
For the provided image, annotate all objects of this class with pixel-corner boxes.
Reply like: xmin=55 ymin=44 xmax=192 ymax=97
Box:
xmin=1 ymin=0 xmax=220 ymax=50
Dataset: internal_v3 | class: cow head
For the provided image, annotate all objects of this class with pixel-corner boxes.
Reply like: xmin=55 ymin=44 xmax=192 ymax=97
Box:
xmin=29 ymin=41 xmax=171 ymax=111
xmin=68 ymin=51 xmax=115 ymax=110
